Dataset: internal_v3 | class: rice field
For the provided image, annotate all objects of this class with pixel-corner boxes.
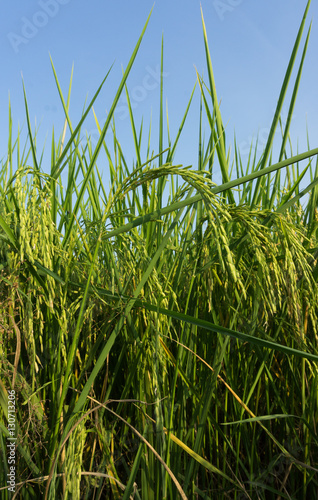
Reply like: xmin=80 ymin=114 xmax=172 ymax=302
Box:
xmin=1 ymin=2 xmax=318 ymax=499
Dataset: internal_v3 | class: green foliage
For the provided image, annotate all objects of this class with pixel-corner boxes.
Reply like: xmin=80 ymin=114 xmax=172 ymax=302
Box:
xmin=1 ymin=2 xmax=318 ymax=498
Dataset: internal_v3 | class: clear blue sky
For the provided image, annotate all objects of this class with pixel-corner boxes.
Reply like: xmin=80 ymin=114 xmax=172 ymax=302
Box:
xmin=1 ymin=0 xmax=317 ymax=188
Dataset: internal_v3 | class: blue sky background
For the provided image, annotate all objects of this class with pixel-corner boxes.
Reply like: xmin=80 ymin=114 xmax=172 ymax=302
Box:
xmin=1 ymin=0 xmax=317 ymax=189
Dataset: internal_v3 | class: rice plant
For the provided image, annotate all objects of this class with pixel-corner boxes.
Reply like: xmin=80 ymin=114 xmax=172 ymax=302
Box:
xmin=1 ymin=2 xmax=318 ymax=498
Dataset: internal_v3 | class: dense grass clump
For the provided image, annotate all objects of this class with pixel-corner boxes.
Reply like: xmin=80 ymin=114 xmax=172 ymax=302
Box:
xmin=1 ymin=3 xmax=318 ymax=499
